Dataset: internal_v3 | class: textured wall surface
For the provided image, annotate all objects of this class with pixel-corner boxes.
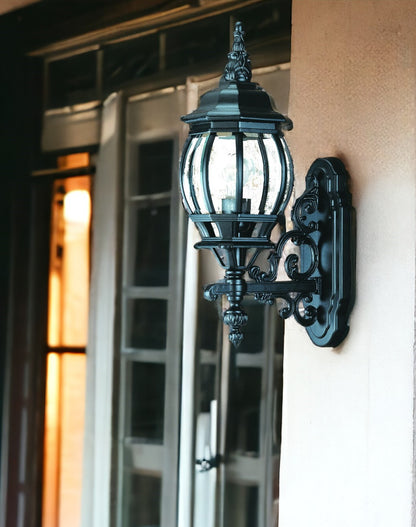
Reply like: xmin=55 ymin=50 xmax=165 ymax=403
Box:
xmin=279 ymin=2 xmax=416 ymax=526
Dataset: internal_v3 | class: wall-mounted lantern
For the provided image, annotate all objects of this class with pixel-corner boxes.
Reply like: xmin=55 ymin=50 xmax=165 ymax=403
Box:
xmin=179 ymin=22 xmax=355 ymax=348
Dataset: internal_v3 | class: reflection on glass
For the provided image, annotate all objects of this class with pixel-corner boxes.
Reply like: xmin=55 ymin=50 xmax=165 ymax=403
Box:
xmin=198 ymin=299 xmax=220 ymax=351
xmin=166 ymin=16 xmax=228 ymax=70
xmin=191 ymin=136 xmax=208 ymax=213
xmin=241 ymin=135 xmax=264 ymax=213
xmin=228 ymin=368 xmax=262 ymax=456
xmin=135 ymin=140 xmax=173 ymax=195
xmin=130 ymin=362 xmax=165 ymax=442
xmin=127 ymin=299 xmax=167 ymax=350
xmin=199 ymin=364 xmax=216 ymax=413
xmin=224 ymin=483 xmax=258 ymax=527
xmin=181 ymin=136 xmax=198 ymax=212
xmin=123 ymin=472 xmax=161 ymax=527
xmin=103 ymin=34 xmax=159 ymax=94
xmin=48 ymin=52 xmax=97 ymax=108
xmin=237 ymin=302 xmax=265 ymax=354
xmin=208 ymin=133 xmax=237 ymax=213
xmin=263 ymin=134 xmax=283 ymax=214
xmin=132 ymin=205 xmax=170 ymax=286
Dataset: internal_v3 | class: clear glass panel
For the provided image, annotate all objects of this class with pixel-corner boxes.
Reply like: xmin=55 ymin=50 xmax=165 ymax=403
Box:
xmin=122 ymin=472 xmax=162 ymax=527
xmin=181 ymin=137 xmax=199 ymax=213
xmin=166 ymin=17 xmax=228 ymax=70
xmin=103 ymin=34 xmax=159 ymax=94
xmin=191 ymin=134 xmax=209 ymax=214
xmin=199 ymin=364 xmax=216 ymax=414
xmin=198 ymin=298 xmax=220 ymax=351
xmin=132 ymin=140 xmax=173 ymax=196
xmin=263 ymin=134 xmax=283 ymax=214
xmin=237 ymin=302 xmax=266 ymax=354
xmin=207 ymin=133 xmax=237 ymax=214
xmin=242 ymin=134 xmax=264 ymax=214
xmin=131 ymin=205 xmax=170 ymax=287
xmin=224 ymin=483 xmax=258 ymax=527
xmin=126 ymin=298 xmax=167 ymax=350
xmin=227 ymin=368 xmax=262 ymax=456
xmin=129 ymin=362 xmax=165 ymax=442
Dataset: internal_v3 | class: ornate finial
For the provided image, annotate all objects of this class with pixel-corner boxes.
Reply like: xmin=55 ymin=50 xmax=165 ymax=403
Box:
xmin=223 ymin=305 xmax=248 ymax=347
xmin=223 ymin=21 xmax=252 ymax=83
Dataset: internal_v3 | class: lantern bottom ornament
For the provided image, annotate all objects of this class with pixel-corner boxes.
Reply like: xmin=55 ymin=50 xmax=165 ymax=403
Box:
xmin=203 ymin=157 xmax=355 ymax=348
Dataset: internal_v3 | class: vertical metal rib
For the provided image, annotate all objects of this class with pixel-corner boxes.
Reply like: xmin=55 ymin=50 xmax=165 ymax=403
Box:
xmin=271 ymin=134 xmax=288 ymax=216
xmin=187 ymin=135 xmax=202 ymax=213
xmin=279 ymin=138 xmax=294 ymax=215
xmin=235 ymin=132 xmax=244 ymax=213
xmin=201 ymin=133 xmax=216 ymax=213
xmin=257 ymin=133 xmax=269 ymax=215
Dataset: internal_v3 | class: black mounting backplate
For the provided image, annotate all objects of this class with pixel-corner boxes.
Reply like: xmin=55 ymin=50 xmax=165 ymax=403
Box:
xmin=300 ymin=157 xmax=355 ymax=347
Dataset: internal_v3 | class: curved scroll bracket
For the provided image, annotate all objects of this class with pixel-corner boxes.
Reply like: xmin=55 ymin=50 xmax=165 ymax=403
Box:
xmin=298 ymin=157 xmax=355 ymax=347
xmin=201 ymin=157 xmax=355 ymax=348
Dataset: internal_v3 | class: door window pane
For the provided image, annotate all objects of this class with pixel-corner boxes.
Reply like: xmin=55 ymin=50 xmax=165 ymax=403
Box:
xmin=224 ymin=483 xmax=258 ymax=527
xmin=134 ymin=141 xmax=173 ymax=195
xmin=123 ymin=472 xmax=162 ymax=527
xmin=237 ymin=303 xmax=266 ymax=354
xmin=131 ymin=205 xmax=170 ymax=287
xmin=126 ymin=299 xmax=167 ymax=350
xmin=199 ymin=364 xmax=216 ymax=413
xmin=228 ymin=368 xmax=262 ymax=456
xmin=130 ymin=362 xmax=165 ymax=442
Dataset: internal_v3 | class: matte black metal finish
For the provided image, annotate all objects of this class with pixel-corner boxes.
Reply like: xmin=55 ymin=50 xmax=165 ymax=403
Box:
xmin=181 ymin=22 xmax=292 ymax=135
xmin=202 ymin=158 xmax=355 ymax=347
xmin=178 ymin=22 xmax=355 ymax=348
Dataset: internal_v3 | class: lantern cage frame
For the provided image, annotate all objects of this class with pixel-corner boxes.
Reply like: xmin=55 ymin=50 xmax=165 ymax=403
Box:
xmin=179 ymin=22 xmax=355 ymax=348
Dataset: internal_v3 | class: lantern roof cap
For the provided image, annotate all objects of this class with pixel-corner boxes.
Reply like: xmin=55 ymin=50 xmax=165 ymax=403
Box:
xmin=181 ymin=21 xmax=292 ymax=133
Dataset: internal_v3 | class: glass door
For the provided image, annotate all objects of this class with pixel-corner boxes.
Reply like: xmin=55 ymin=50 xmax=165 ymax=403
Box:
xmin=117 ymin=87 xmax=187 ymax=527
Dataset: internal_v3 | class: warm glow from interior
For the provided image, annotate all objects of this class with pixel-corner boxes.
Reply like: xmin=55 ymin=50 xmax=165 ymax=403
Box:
xmin=63 ymin=190 xmax=91 ymax=224
xmin=57 ymin=152 xmax=90 ymax=170
xmin=42 ymin=353 xmax=60 ymax=527
xmin=42 ymin=353 xmax=86 ymax=527
xmin=44 ymin=155 xmax=91 ymax=527
xmin=47 ymin=176 xmax=91 ymax=348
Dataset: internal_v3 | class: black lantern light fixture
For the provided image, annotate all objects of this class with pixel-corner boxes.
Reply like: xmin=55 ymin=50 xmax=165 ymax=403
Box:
xmin=179 ymin=22 xmax=355 ymax=348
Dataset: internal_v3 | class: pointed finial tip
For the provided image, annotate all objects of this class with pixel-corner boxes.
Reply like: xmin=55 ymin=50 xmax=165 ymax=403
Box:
xmin=223 ymin=21 xmax=252 ymax=83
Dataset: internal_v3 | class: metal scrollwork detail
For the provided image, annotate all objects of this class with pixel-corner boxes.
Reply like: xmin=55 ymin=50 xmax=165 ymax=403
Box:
xmin=249 ymin=172 xmax=321 ymax=286
xmin=248 ymin=250 xmax=280 ymax=283
xmin=282 ymin=232 xmax=319 ymax=280
xmin=253 ymin=292 xmax=275 ymax=305
xmin=291 ymin=174 xmax=320 ymax=233
xmin=278 ymin=293 xmax=317 ymax=327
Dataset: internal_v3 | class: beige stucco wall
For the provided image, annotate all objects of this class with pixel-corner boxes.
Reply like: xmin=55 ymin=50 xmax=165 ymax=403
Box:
xmin=280 ymin=1 xmax=416 ymax=526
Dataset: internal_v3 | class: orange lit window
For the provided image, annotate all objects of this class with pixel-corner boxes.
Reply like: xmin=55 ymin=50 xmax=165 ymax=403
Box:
xmin=43 ymin=153 xmax=92 ymax=527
